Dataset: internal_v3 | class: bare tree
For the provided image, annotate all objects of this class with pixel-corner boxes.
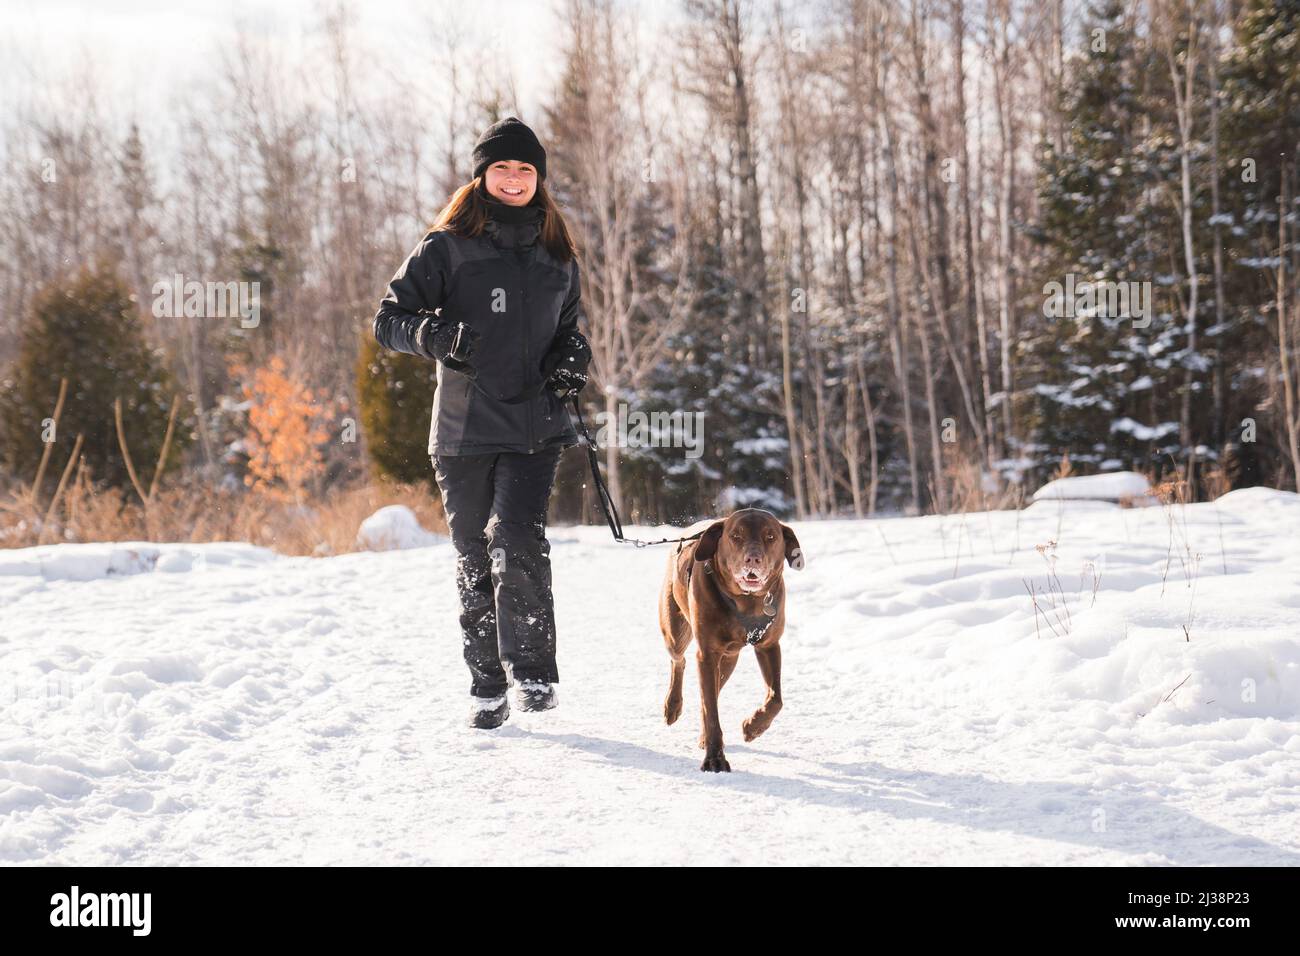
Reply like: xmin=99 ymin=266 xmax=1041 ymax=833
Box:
xmin=986 ymin=0 xmax=1023 ymax=462
xmin=1157 ymin=0 xmax=1203 ymax=495
xmin=873 ymin=3 xmax=922 ymax=512
xmin=551 ymin=0 xmax=695 ymax=514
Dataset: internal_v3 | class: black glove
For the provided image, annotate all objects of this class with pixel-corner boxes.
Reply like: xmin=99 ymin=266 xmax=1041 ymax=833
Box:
xmin=543 ymin=332 xmax=591 ymax=399
xmin=541 ymin=330 xmax=591 ymax=398
xmin=547 ymin=363 xmax=588 ymax=399
xmin=418 ymin=318 xmax=480 ymax=370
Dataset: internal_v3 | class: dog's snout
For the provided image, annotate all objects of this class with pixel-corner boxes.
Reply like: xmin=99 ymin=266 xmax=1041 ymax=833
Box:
xmin=743 ymin=550 xmax=764 ymax=567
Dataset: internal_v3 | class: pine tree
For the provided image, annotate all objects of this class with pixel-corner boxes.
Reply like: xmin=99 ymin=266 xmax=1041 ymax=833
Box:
xmin=1218 ymin=0 xmax=1300 ymax=483
xmin=116 ymin=122 xmax=158 ymax=301
xmin=0 ymin=260 xmax=188 ymax=490
xmin=642 ymin=215 xmax=793 ymax=518
xmin=356 ymin=331 xmax=438 ymax=488
xmin=1026 ymin=0 xmax=1185 ymax=476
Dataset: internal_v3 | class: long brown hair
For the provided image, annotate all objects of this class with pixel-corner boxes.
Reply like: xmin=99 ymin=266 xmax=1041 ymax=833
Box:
xmin=430 ymin=176 xmax=579 ymax=264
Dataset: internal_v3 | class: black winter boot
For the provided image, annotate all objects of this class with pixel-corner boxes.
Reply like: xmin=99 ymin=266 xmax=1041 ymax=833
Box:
xmin=469 ymin=694 xmax=510 ymax=729
xmin=514 ymin=681 xmax=557 ymax=712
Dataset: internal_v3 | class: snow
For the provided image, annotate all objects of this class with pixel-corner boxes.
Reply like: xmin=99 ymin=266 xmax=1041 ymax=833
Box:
xmin=2 ymin=493 xmax=1299 ymax=864
xmin=355 ymin=506 xmax=446 ymax=551
xmin=1111 ymin=418 xmax=1181 ymax=442
xmin=1032 ymin=470 xmax=1151 ymax=502
xmin=0 ymin=541 xmax=273 ymax=582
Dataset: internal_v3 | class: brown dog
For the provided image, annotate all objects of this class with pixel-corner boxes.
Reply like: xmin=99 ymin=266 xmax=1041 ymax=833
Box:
xmin=658 ymin=508 xmax=805 ymax=772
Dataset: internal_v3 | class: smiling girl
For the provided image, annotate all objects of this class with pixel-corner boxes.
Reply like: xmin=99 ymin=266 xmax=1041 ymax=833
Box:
xmin=373 ymin=117 xmax=593 ymax=729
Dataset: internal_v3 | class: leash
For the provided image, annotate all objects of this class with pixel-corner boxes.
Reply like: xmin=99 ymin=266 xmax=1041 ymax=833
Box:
xmin=566 ymin=393 xmax=707 ymax=549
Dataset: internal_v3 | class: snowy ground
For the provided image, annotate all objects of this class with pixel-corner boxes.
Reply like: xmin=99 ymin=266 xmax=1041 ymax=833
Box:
xmin=2 ymin=488 xmax=1298 ymax=865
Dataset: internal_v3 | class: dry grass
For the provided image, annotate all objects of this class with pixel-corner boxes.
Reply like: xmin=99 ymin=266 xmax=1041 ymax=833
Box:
xmin=2 ymin=371 xmax=448 ymax=557
xmin=942 ymin=453 xmax=1024 ymax=514
xmin=1200 ymin=462 xmax=1232 ymax=500
xmin=0 ymin=472 xmax=445 ymax=557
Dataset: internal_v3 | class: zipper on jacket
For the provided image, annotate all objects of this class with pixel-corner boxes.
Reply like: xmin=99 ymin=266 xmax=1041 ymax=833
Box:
xmin=522 ymin=281 xmax=534 ymax=453
xmin=493 ymin=234 xmax=539 ymax=455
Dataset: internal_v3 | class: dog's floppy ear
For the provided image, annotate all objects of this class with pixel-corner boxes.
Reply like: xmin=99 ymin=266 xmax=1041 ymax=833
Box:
xmin=693 ymin=520 xmax=726 ymax=562
xmin=782 ymin=524 xmax=805 ymax=570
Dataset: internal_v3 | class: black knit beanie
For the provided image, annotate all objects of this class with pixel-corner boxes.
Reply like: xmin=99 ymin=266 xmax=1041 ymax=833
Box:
xmin=471 ymin=116 xmax=547 ymax=182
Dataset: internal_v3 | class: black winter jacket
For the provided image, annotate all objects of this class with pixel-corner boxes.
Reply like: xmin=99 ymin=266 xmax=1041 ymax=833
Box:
xmin=373 ymin=202 xmax=586 ymax=456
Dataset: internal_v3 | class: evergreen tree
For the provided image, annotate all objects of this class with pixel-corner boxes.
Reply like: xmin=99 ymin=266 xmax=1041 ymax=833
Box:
xmin=642 ymin=211 xmax=793 ymax=518
xmin=116 ymin=122 xmax=158 ymax=300
xmin=356 ymin=331 xmax=438 ymax=488
xmin=0 ymin=260 xmax=188 ymax=490
xmin=1218 ymin=0 xmax=1300 ymax=481
xmin=1026 ymin=0 xmax=1186 ymax=476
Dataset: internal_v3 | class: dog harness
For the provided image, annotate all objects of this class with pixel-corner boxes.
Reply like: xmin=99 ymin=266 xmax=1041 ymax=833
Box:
xmin=703 ymin=560 xmax=778 ymax=646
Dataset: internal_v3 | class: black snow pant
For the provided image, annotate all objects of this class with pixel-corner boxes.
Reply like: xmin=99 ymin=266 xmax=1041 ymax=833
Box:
xmin=432 ymin=446 xmax=563 ymax=699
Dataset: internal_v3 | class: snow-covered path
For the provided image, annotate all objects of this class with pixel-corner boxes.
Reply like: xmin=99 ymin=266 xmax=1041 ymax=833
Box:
xmin=2 ymin=489 xmax=1299 ymax=865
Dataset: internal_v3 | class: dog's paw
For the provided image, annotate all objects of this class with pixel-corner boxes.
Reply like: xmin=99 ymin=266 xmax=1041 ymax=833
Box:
xmin=663 ymin=696 xmax=682 ymax=725
xmin=700 ymin=753 xmax=731 ymax=773
xmin=697 ymin=732 xmax=707 ymax=750
xmin=743 ymin=700 xmax=781 ymax=741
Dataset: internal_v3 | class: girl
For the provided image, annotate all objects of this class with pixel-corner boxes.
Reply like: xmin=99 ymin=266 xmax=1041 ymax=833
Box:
xmin=373 ymin=117 xmax=592 ymax=729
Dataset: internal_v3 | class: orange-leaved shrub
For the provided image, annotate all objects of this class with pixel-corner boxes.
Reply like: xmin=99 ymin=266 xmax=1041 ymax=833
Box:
xmin=239 ymin=356 xmax=330 ymax=501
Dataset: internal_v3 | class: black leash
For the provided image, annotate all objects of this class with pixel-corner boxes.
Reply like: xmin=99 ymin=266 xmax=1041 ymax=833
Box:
xmin=566 ymin=393 xmax=707 ymax=549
